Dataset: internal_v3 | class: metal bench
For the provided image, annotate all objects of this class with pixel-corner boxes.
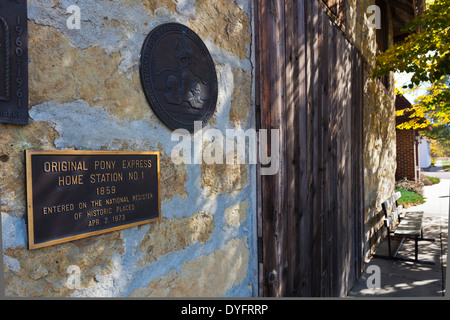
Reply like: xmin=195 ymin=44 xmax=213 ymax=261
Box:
xmin=373 ymin=192 xmax=435 ymax=265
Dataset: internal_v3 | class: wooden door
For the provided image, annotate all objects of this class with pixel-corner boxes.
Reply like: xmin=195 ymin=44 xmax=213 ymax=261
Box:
xmin=254 ymin=0 xmax=364 ymax=297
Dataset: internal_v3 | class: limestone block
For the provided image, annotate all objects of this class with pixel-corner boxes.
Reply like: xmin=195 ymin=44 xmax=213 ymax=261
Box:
xmin=28 ymin=22 xmax=150 ymax=122
xmin=225 ymin=198 xmax=248 ymax=227
xmin=201 ymin=160 xmax=248 ymax=197
xmin=136 ymin=212 xmax=215 ymax=266
xmin=190 ymin=0 xmax=251 ymax=60
xmin=159 ymin=146 xmax=188 ymax=201
xmin=0 ymin=122 xmax=58 ymax=216
xmin=229 ymin=68 xmax=252 ymax=127
xmin=4 ymin=231 xmax=123 ymax=297
xmin=130 ymin=237 xmax=250 ymax=297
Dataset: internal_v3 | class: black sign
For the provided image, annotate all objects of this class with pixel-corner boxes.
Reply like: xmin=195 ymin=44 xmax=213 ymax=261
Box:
xmin=25 ymin=151 xmax=161 ymax=249
xmin=140 ymin=23 xmax=218 ymax=133
xmin=0 ymin=0 xmax=28 ymax=125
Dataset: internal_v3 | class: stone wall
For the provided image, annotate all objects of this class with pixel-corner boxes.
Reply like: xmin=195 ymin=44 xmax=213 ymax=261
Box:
xmin=343 ymin=0 xmax=398 ymax=258
xmin=362 ymin=69 xmax=397 ymax=257
xmin=1 ymin=0 xmax=257 ymax=297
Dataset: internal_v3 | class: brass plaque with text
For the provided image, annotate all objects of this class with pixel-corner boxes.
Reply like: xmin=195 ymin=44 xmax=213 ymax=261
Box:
xmin=0 ymin=0 xmax=28 ymax=124
xmin=26 ymin=150 xmax=161 ymax=249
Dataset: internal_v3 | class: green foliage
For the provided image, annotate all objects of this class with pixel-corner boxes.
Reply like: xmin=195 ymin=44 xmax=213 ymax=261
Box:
xmin=421 ymin=174 xmax=440 ymax=185
xmin=396 ymin=188 xmax=425 ymax=206
xmin=396 ymin=175 xmax=438 ymax=207
xmin=427 ymin=176 xmax=441 ymax=184
xmin=373 ymin=0 xmax=450 ymax=128
xmin=421 ymin=122 xmax=450 ymax=155
xmin=412 ymin=76 xmax=450 ymax=127
xmin=396 ymin=178 xmax=424 ymax=196
xmin=443 ymin=161 xmax=450 ymax=170
xmin=374 ymin=0 xmax=450 ymax=85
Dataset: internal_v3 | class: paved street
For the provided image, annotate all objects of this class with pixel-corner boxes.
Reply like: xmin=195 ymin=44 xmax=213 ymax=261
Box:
xmin=423 ymin=171 xmax=450 ymax=180
xmin=423 ymin=160 xmax=450 ymax=180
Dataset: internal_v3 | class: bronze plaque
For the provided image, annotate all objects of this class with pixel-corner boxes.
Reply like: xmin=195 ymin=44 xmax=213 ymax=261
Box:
xmin=140 ymin=23 xmax=218 ymax=132
xmin=26 ymin=150 xmax=161 ymax=249
xmin=0 ymin=0 xmax=28 ymax=125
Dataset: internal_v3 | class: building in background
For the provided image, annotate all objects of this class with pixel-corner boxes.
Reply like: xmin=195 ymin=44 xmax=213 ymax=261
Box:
xmin=419 ymin=137 xmax=432 ymax=169
xmin=395 ymin=94 xmax=432 ymax=181
xmin=395 ymin=95 xmax=421 ymax=182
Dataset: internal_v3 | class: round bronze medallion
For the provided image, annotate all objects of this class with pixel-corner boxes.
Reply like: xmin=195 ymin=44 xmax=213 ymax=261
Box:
xmin=140 ymin=23 xmax=218 ymax=133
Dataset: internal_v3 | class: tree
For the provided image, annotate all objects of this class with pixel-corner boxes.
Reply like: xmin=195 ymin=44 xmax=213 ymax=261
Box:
xmin=396 ymin=76 xmax=450 ymax=129
xmin=421 ymin=122 xmax=450 ymax=155
xmin=372 ymin=0 xmax=450 ymax=129
xmin=429 ymin=137 xmax=447 ymax=157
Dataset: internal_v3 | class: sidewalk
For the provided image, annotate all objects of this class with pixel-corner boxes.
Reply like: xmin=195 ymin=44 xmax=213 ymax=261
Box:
xmin=347 ymin=178 xmax=449 ymax=298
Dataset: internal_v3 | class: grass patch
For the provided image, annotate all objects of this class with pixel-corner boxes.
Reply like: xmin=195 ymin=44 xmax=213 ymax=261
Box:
xmin=421 ymin=174 xmax=440 ymax=185
xmin=442 ymin=161 xmax=450 ymax=171
xmin=396 ymin=188 xmax=425 ymax=207
xmin=427 ymin=176 xmax=441 ymax=184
